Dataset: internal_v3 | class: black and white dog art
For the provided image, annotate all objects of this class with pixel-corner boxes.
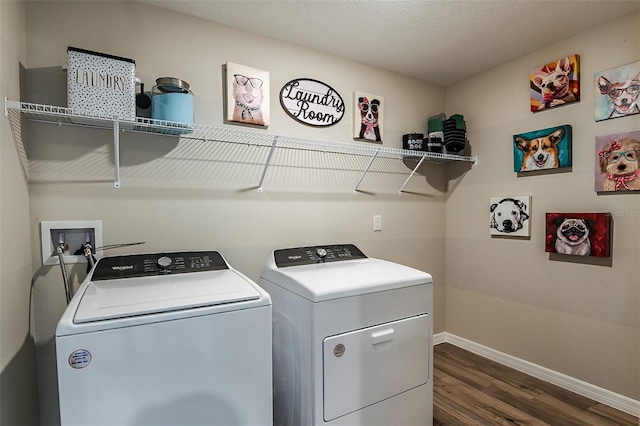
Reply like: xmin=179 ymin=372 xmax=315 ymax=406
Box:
xmin=490 ymin=197 xmax=531 ymax=237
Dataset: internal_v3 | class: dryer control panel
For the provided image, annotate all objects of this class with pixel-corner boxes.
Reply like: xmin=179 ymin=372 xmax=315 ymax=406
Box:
xmin=92 ymin=251 xmax=228 ymax=280
xmin=274 ymin=244 xmax=367 ymax=267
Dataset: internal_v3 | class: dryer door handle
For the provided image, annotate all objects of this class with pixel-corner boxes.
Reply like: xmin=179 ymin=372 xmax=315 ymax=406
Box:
xmin=370 ymin=328 xmax=394 ymax=345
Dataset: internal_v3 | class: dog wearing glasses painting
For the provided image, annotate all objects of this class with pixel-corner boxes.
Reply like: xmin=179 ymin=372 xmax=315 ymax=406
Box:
xmin=597 ymin=72 xmax=640 ymax=119
xmin=598 ymin=138 xmax=640 ymax=191
xmin=358 ymin=97 xmax=381 ymax=141
xmin=232 ymin=73 xmax=265 ymax=125
xmin=226 ymin=62 xmax=269 ymax=127
xmin=595 ymin=61 xmax=640 ymax=121
xmin=353 ymin=91 xmax=383 ymax=143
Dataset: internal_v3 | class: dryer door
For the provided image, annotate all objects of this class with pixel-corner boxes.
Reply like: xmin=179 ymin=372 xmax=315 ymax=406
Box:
xmin=322 ymin=314 xmax=430 ymax=421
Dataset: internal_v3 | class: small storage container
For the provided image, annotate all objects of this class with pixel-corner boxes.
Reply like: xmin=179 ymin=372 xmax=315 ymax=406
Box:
xmin=425 ymin=136 xmax=444 ymax=153
xmin=443 ymin=115 xmax=467 ymax=154
xmin=67 ymin=47 xmax=136 ymax=121
xmin=151 ymin=77 xmax=194 ymax=124
xmin=402 ymin=133 xmax=425 ymax=152
xmin=427 ymin=116 xmax=444 ymax=153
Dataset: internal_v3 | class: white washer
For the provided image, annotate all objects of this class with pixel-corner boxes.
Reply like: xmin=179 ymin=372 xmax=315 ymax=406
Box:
xmin=261 ymin=244 xmax=433 ymax=426
xmin=56 ymin=250 xmax=272 ymax=426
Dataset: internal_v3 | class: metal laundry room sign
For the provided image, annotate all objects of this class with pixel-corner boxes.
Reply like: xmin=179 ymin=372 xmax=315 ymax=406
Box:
xmin=279 ymin=78 xmax=345 ymax=127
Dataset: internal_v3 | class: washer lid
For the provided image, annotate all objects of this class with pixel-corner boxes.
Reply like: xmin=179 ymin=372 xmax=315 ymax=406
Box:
xmin=74 ymin=269 xmax=261 ymax=323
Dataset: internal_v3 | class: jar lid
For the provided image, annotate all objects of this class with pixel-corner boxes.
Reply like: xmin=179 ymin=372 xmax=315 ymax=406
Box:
xmin=155 ymin=77 xmax=191 ymax=93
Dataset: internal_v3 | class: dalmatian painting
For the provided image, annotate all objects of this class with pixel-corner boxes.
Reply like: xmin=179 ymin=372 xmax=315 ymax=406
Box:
xmin=490 ymin=196 xmax=531 ymax=237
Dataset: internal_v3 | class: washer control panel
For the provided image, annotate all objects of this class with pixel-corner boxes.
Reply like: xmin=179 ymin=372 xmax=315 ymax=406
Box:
xmin=92 ymin=251 xmax=228 ymax=280
xmin=274 ymin=244 xmax=367 ymax=267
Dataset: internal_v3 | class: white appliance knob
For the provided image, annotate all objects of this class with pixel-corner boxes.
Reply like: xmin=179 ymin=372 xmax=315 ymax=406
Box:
xmin=316 ymin=248 xmax=327 ymax=258
xmin=157 ymin=256 xmax=172 ymax=268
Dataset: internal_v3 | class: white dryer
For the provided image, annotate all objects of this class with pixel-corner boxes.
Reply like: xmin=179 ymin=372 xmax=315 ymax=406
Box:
xmin=260 ymin=244 xmax=433 ymax=426
xmin=56 ymin=250 xmax=272 ymax=426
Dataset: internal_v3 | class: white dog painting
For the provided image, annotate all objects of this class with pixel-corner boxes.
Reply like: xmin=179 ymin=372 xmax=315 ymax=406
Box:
xmin=490 ymin=196 xmax=531 ymax=237
xmin=595 ymin=61 xmax=640 ymax=121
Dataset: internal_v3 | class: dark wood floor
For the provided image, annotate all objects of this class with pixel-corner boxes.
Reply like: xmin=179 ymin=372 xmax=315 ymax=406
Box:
xmin=433 ymin=343 xmax=639 ymax=426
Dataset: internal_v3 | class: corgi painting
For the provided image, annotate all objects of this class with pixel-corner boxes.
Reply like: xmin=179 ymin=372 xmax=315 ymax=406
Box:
xmin=513 ymin=125 xmax=572 ymax=172
xmin=595 ymin=61 xmax=640 ymax=121
xmin=530 ymin=55 xmax=580 ymax=112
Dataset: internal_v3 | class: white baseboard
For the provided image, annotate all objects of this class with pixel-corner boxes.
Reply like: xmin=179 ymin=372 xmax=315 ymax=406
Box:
xmin=433 ymin=332 xmax=640 ymax=418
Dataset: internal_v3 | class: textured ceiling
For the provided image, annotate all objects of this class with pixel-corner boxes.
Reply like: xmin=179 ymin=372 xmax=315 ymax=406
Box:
xmin=138 ymin=0 xmax=640 ymax=87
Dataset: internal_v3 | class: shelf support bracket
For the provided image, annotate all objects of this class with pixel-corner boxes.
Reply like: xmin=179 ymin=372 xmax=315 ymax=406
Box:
xmin=113 ymin=118 xmax=121 ymax=188
xmin=353 ymin=150 xmax=379 ymax=195
xmin=258 ymin=135 xmax=278 ymax=192
xmin=399 ymin=154 xmax=427 ymax=195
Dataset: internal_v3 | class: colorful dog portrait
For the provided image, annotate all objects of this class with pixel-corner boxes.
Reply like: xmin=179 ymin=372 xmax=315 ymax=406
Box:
xmin=595 ymin=61 xmax=640 ymax=121
xmin=513 ymin=124 xmax=572 ymax=172
xmin=225 ymin=62 xmax=270 ymax=127
xmin=353 ymin=91 xmax=384 ymax=143
xmin=545 ymin=213 xmax=611 ymax=257
xmin=595 ymin=129 xmax=640 ymax=192
xmin=530 ymin=55 xmax=580 ymax=112
xmin=490 ymin=196 xmax=531 ymax=237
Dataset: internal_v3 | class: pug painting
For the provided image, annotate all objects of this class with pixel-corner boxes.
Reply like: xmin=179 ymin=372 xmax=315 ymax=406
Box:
xmin=554 ymin=218 xmax=592 ymax=256
xmin=545 ymin=213 xmax=611 ymax=257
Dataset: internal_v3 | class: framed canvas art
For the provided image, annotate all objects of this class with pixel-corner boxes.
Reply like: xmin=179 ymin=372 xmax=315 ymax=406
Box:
xmin=225 ymin=62 xmax=270 ymax=127
xmin=595 ymin=61 xmax=640 ymax=121
xmin=545 ymin=213 xmax=611 ymax=257
xmin=595 ymin=129 xmax=640 ymax=192
xmin=530 ymin=55 xmax=580 ymax=112
xmin=513 ymin=124 xmax=572 ymax=172
xmin=490 ymin=196 xmax=531 ymax=237
xmin=354 ymin=91 xmax=384 ymax=143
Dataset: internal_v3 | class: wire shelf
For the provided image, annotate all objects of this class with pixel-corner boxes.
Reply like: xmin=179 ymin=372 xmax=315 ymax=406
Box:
xmin=4 ymin=98 xmax=477 ymax=192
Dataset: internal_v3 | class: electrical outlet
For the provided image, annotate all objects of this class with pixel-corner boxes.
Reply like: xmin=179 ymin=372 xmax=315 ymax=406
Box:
xmin=41 ymin=220 xmax=103 ymax=265
xmin=373 ymin=215 xmax=382 ymax=231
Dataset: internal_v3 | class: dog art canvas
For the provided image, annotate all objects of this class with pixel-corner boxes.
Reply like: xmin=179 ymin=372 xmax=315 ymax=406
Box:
xmin=513 ymin=124 xmax=572 ymax=172
xmin=225 ymin=62 xmax=270 ymax=127
xmin=353 ymin=91 xmax=384 ymax=144
xmin=545 ymin=213 xmax=611 ymax=257
xmin=595 ymin=129 xmax=640 ymax=192
xmin=490 ymin=196 xmax=531 ymax=237
xmin=595 ymin=61 xmax=640 ymax=121
xmin=530 ymin=55 xmax=580 ymax=112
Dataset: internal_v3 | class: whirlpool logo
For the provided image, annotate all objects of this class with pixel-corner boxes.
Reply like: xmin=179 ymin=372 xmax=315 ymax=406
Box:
xmin=111 ymin=265 xmax=134 ymax=271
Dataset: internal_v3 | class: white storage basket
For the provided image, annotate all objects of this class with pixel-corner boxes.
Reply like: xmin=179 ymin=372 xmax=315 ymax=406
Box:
xmin=67 ymin=46 xmax=136 ymax=121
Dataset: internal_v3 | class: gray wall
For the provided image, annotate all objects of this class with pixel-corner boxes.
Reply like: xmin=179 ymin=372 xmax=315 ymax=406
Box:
xmin=1 ymin=0 xmax=40 ymax=425
xmin=445 ymin=12 xmax=640 ymax=400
